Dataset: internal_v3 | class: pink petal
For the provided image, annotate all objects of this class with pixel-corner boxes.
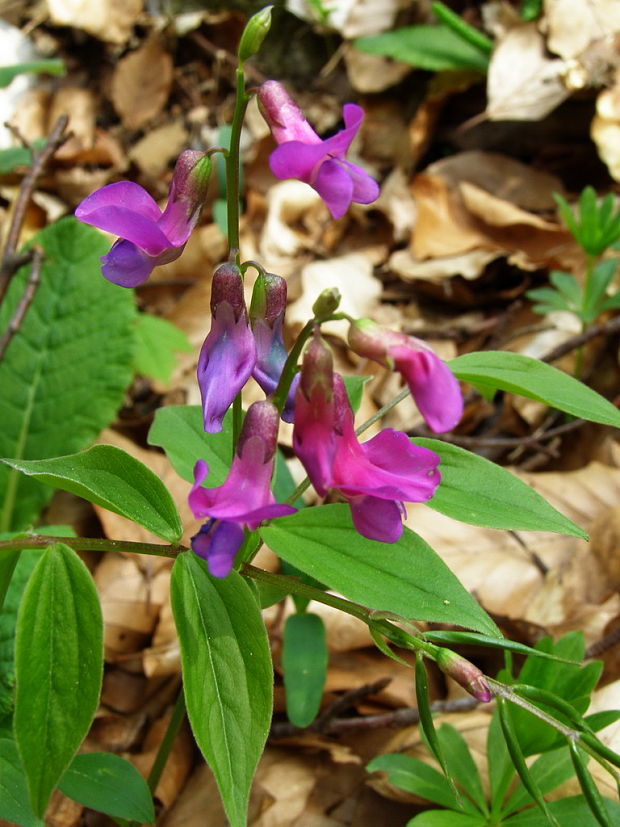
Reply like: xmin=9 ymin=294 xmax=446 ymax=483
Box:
xmin=76 ymin=181 xmax=161 ymax=221
xmin=391 ymin=348 xmax=464 ymax=433
xmin=319 ymin=103 xmax=364 ymax=159
xmin=269 ymin=140 xmax=327 ymax=184
xmin=78 ymin=204 xmax=171 ymax=256
xmin=339 ymin=159 xmax=380 ymax=205
xmin=348 ymin=495 xmax=404 ymax=543
xmin=100 ymin=240 xmax=156 ymax=287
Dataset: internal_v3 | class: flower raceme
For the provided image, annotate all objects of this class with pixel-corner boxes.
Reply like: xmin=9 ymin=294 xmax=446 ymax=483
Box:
xmin=257 ymin=80 xmax=379 ymax=220
xmin=293 ymin=334 xmax=441 ymax=543
xmin=348 ymin=319 xmax=463 ymax=433
xmin=189 ymin=400 xmax=296 ymax=577
xmin=75 ymin=150 xmax=211 ymax=287
xmin=197 ymin=262 xmax=257 ymax=433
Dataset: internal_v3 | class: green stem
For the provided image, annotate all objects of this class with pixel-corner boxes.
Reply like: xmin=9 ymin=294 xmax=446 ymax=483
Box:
xmin=0 ymin=534 xmax=184 ymax=558
xmin=270 ymin=320 xmax=313 ymax=416
xmin=225 ymin=67 xmax=250 ymax=260
xmin=232 ymin=392 xmax=243 ymax=446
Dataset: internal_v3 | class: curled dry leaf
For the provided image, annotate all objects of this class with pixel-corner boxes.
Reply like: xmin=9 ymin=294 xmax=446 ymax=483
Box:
xmin=286 ymin=0 xmax=409 ymax=38
xmin=487 ymin=23 xmax=569 ymax=121
xmin=259 ymin=179 xmax=323 ymax=271
xmin=47 ymin=0 xmax=142 ymax=44
xmin=344 ymin=45 xmax=411 ymax=94
xmin=591 ymin=70 xmax=620 ymax=181
xmin=544 ymin=0 xmax=620 ymax=62
xmin=111 ymin=35 xmax=174 ymax=130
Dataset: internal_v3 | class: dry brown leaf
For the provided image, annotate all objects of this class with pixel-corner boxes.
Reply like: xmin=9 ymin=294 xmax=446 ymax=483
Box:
xmin=47 ymin=0 xmax=142 ymax=44
xmin=390 ymin=247 xmax=500 ymax=283
xmin=111 ymin=36 xmax=173 ymax=130
xmin=544 ymin=0 xmax=620 ymax=61
xmin=344 ymin=46 xmax=411 ymax=94
xmin=325 ymin=650 xmax=416 ymax=709
xmin=44 ymin=788 xmax=83 ymax=827
xmin=286 ymin=0 xmax=409 ymax=38
xmin=129 ymin=121 xmax=189 ymax=177
xmin=487 ymin=23 xmax=569 ymax=121
xmin=592 ymin=69 xmax=620 ymax=181
xmin=130 ymin=716 xmax=194 ymax=808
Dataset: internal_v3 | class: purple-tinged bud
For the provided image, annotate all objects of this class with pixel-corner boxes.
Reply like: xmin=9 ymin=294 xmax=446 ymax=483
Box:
xmin=435 ymin=649 xmax=492 ymax=703
xmin=198 ymin=263 xmax=257 ymax=433
xmin=238 ymin=5 xmax=273 ymax=64
xmin=237 ymin=400 xmax=280 ymax=462
xmin=257 ymin=80 xmax=321 ymax=145
xmin=250 ymin=273 xmax=297 ymax=421
xmin=348 ymin=318 xmax=463 ymax=434
xmin=312 ymin=287 xmax=341 ymax=320
xmin=293 ymin=330 xmax=336 ymax=496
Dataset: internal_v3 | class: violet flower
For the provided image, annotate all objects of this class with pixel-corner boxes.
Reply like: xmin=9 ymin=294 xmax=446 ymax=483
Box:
xmin=257 ymin=80 xmax=379 ymax=220
xmin=250 ymin=272 xmax=298 ymax=422
xmin=189 ymin=401 xmax=296 ymax=577
xmin=197 ymin=262 xmax=257 ymax=433
xmin=348 ymin=318 xmax=463 ymax=433
xmin=75 ymin=150 xmax=211 ymax=287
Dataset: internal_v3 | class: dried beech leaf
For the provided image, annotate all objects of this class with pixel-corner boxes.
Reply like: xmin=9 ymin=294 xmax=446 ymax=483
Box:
xmin=47 ymin=0 xmax=142 ymax=44
xmin=487 ymin=24 xmax=569 ymax=121
xmin=111 ymin=36 xmax=173 ymax=130
xmin=545 ymin=0 xmax=620 ymax=61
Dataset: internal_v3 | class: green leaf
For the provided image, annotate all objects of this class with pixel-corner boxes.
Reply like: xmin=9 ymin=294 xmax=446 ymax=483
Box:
xmin=430 ymin=2 xmax=494 ymax=53
xmin=343 ymin=375 xmax=370 ymax=413
xmin=273 ymin=449 xmax=304 ymax=509
xmin=504 ymin=795 xmax=620 ymax=826
xmin=148 ymin=405 xmax=233 ymax=487
xmin=1 ymin=445 xmax=182 ymax=543
xmin=449 ymin=351 xmax=620 ymax=427
xmin=437 ymin=724 xmax=487 ymax=813
xmin=0 ymin=140 xmax=45 ymax=173
xmin=0 ymin=217 xmax=136 ymax=532
xmin=367 ymin=753 xmax=461 ymax=810
xmin=261 ymin=505 xmax=499 ymax=637
xmin=487 ymin=710 xmax=514 ymax=814
xmin=355 ymin=24 xmax=490 ymax=72
xmin=283 ymin=613 xmax=328 ymax=727
xmin=0 ymin=59 xmax=65 ymax=87
xmin=569 ymin=743 xmax=613 ymax=827
xmin=0 ymin=738 xmax=43 ymax=827
xmin=413 ymin=438 xmax=586 ymax=537
xmin=14 ymin=543 xmax=103 ymax=817
xmin=170 ymin=552 xmax=272 ymax=827
xmin=133 ymin=313 xmax=192 ymax=384
xmin=503 ymin=747 xmax=579 ymax=816
xmin=59 ymin=752 xmax=155 ymax=823
xmin=408 ymin=809 xmax=487 ymax=826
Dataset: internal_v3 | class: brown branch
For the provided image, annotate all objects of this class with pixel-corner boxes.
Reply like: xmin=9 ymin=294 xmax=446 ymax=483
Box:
xmin=0 ymin=248 xmax=43 ymax=362
xmin=0 ymin=114 xmax=69 ymax=305
xmin=270 ymin=694 xmax=479 ymax=738
xmin=436 ymin=418 xmax=586 ymax=451
xmin=541 ymin=314 xmax=620 ymax=364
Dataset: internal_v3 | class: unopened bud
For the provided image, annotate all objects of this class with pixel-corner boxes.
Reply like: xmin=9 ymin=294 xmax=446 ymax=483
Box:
xmin=250 ymin=272 xmax=287 ymax=326
xmin=237 ymin=400 xmax=279 ymax=461
xmin=435 ymin=649 xmax=492 ymax=703
xmin=300 ymin=329 xmax=333 ymax=401
xmin=312 ymin=287 xmax=341 ymax=320
xmin=210 ymin=262 xmax=246 ymax=318
xmin=238 ymin=6 xmax=273 ymax=63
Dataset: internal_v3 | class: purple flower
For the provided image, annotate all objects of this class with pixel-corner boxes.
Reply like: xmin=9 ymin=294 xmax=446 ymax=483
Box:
xmin=189 ymin=401 xmax=296 ymax=577
xmin=257 ymin=80 xmax=379 ymax=220
xmin=75 ymin=150 xmax=211 ymax=287
xmin=348 ymin=319 xmax=463 ymax=433
xmin=197 ymin=262 xmax=257 ymax=433
xmin=250 ymin=272 xmax=298 ymax=422
xmin=329 ymin=376 xmax=441 ymax=542
xmin=292 ymin=330 xmax=336 ymax=497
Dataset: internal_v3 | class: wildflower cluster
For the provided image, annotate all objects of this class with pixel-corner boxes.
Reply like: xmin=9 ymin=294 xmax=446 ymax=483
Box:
xmin=75 ymin=79 xmax=463 ymax=578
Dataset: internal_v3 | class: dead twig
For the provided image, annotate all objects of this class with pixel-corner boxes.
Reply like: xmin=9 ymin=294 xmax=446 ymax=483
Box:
xmin=541 ymin=314 xmax=620 ymax=364
xmin=0 ymin=247 xmax=43 ymax=362
xmin=0 ymin=114 xmax=69 ymax=305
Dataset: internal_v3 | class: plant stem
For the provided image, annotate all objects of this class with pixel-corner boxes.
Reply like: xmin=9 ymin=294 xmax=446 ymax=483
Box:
xmin=0 ymin=534 xmax=184 ymax=558
xmin=225 ymin=67 xmax=250 ymax=261
xmin=271 ymin=320 xmax=313 ymax=416
xmin=147 ymin=689 xmax=186 ymax=793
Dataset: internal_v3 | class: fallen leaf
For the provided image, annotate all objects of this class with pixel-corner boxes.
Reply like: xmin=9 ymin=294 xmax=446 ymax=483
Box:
xmin=111 ymin=35 xmax=174 ymax=130
xmin=47 ymin=0 xmax=142 ymax=44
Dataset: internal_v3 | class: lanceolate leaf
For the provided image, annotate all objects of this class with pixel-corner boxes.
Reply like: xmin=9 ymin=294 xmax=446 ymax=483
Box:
xmin=449 ymin=351 xmax=620 ymax=428
xmin=261 ymin=505 xmax=499 ymax=637
xmin=2 ymin=445 xmax=182 ymax=543
xmin=170 ymin=553 xmax=272 ymax=827
xmin=59 ymin=752 xmax=155 ymax=822
xmin=413 ymin=438 xmax=586 ymax=538
xmin=0 ymin=218 xmax=136 ymax=532
xmin=0 ymin=738 xmax=42 ymax=827
xmin=148 ymin=405 xmax=233 ymax=487
xmin=14 ymin=543 xmax=103 ymax=817
xmin=283 ymin=613 xmax=328 ymax=727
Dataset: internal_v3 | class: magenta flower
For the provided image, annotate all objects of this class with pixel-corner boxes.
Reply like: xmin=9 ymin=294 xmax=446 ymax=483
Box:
xmin=75 ymin=150 xmax=211 ymax=287
xmin=348 ymin=319 xmax=463 ymax=433
xmin=250 ymin=271 xmax=298 ymax=422
xmin=198 ymin=262 xmax=257 ymax=433
xmin=189 ymin=401 xmax=296 ymax=577
xmin=257 ymin=80 xmax=379 ymax=220
xmin=292 ymin=331 xmax=336 ymax=497
xmin=329 ymin=376 xmax=441 ymax=542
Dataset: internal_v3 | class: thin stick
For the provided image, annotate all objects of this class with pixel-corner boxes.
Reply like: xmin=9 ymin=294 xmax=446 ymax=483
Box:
xmin=0 ymin=248 xmax=43 ymax=361
xmin=0 ymin=114 xmax=69 ymax=304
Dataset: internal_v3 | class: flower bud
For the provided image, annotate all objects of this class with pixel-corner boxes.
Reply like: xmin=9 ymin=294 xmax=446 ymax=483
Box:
xmin=250 ymin=272 xmax=287 ymax=326
xmin=312 ymin=287 xmax=341 ymax=320
xmin=210 ymin=262 xmax=246 ymax=318
xmin=238 ymin=5 xmax=273 ymax=63
xmin=435 ymin=649 xmax=492 ymax=703
xmin=237 ymin=400 xmax=280 ymax=462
